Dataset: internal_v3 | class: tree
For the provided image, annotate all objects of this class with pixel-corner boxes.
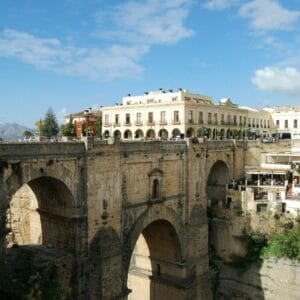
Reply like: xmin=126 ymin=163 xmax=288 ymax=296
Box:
xmin=61 ymin=115 xmax=75 ymax=137
xmin=41 ymin=107 xmax=59 ymax=138
xmin=95 ymin=115 xmax=102 ymax=138
xmin=23 ymin=130 xmax=33 ymax=138
xmin=35 ymin=119 xmax=43 ymax=136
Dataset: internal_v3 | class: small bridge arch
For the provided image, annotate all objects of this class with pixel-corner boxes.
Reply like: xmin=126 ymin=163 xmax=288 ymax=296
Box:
xmin=206 ymin=159 xmax=232 ymax=208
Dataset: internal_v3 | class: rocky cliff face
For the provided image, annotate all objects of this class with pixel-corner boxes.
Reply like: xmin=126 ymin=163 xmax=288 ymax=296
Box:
xmin=216 ymin=258 xmax=300 ymax=300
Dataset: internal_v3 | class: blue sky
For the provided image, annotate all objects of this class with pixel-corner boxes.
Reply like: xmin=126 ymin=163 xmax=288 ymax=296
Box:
xmin=0 ymin=0 xmax=300 ymax=127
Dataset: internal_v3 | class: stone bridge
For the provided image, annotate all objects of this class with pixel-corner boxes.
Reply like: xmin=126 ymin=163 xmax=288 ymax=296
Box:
xmin=0 ymin=140 xmax=246 ymax=299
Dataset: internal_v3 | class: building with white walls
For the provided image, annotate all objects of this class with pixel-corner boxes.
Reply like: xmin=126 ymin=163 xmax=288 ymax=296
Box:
xmin=101 ymin=89 xmax=273 ymax=140
xmin=264 ymin=106 xmax=300 ymax=139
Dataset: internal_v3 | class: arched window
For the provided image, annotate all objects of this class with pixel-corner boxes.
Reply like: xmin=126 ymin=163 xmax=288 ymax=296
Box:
xmin=152 ymin=179 xmax=160 ymax=199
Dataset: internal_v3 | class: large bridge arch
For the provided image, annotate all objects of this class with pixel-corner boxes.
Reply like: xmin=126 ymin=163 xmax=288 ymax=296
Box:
xmin=124 ymin=206 xmax=190 ymax=300
xmin=5 ymin=175 xmax=77 ymax=251
xmin=0 ymin=158 xmax=87 ymax=298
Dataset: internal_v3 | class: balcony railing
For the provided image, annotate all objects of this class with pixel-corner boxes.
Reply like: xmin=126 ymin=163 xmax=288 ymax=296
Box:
xmin=113 ymin=122 xmax=120 ymax=127
xmin=124 ymin=122 xmax=131 ymax=126
xmin=104 ymin=122 xmax=111 ymax=127
xmin=135 ymin=121 xmax=143 ymax=126
xmin=147 ymin=121 xmax=155 ymax=126
xmin=172 ymin=120 xmax=181 ymax=125
xmin=160 ymin=120 xmax=167 ymax=125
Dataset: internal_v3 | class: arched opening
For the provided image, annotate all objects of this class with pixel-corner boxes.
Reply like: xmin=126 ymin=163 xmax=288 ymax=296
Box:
xmin=127 ymin=220 xmax=183 ymax=300
xmin=158 ymin=129 xmax=168 ymax=140
xmin=146 ymin=129 xmax=155 ymax=139
xmin=114 ymin=130 xmax=121 ymax=140
xmin=219 ymin=129 xmax=225 ymax=140
xmin=197 ymin=127 xmax=207 ymax=138
xmin=207 ymin=161 xmax=230 ymax=209
xmin=207 ymin=128 xmax=212 ymax=139
xmin=186 ymin=127 xmax=194 ymax=138
xmin=2 ymin=176 xmax=77 ymax=298
xmin=135 ymin=129 xmax=144 ymax=139
xmin=124 ymin=130 xmax=132 ymax=139
xmin=212 ymin=129 xmax=217 ymax=140
xmin=103 ymin=130 xmax=110 ymax=138
xmin=172 ymin=128 xmax=181 ymax=138
xmin=6 ymin=176 xmax=76 ymax=251
xmin=226 ymin=129 xmax=232 ymax=139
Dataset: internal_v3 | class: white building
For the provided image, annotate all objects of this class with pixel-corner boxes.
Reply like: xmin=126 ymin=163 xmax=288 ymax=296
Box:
xmin=102 ymin=89 xmax=273 ymax=140
xmin=264 ymin=106 xmax=300 ymax=139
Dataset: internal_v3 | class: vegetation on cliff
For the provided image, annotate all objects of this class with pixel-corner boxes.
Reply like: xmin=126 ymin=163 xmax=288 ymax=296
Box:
xmin=229 ymin=218 xmax=300 ymax=270
xmin=262 ymin=224 xmax=300 ymax=262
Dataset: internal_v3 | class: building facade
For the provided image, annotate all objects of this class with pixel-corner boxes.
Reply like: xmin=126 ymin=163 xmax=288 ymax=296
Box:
xmin=101 ymin=89 xmax=273 ymax=140
xmin=65 ymin=108 xmax=100 ymax=138
xmin=264 ymin=106 xmax=300 ymax=139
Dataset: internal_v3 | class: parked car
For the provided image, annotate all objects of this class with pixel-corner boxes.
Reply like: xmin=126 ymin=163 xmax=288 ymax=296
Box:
xmin=262 ymin=137 xmax=274 ymax=143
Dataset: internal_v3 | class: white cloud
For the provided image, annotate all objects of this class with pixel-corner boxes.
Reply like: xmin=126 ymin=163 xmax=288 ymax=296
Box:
xmin=0 ymin=29 xmax=146 ymax=81
xmin=56 ymin=108 xmax=68 ymax=125
xmin=203 ymin=0 xmax=237 ymax=10
xmin=0 ymin=1 xmax=194 ymax=81
xmin=95 ymin=0 xmax=194 ymax=45
xmin=239 ymin=0 xmax=300 ymax=32
xmin=252 ymin=66 xmax=300 ymax=95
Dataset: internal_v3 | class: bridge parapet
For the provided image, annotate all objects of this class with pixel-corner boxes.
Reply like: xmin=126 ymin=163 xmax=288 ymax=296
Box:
xmin=0 ymin=142 xmax=86 ymax=159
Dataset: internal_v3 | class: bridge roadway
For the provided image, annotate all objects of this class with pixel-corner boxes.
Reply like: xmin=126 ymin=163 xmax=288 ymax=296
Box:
xmin=0 ymin=139 xmax=245 ymax=299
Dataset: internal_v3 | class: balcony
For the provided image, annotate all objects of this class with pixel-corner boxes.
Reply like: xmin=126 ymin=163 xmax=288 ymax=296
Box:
xmin=172 ymin=120 xmax=181 ymax=125
xmin=124 ymin=122 xmax=131 ymax=126
xmin=113 ymin=122 xmax=120 ymax=127
xmin=188 ymin=120 xmax=194 ymax=124
xmin=147 ymin=121 xmax=155 ymax=126
xmin=104 ymin=122 xmax=111 ymax=127
xmin=135 ymin=121 xmax=143 ymax=126
xmin=160 ymin=120 xmax=167 ymax=125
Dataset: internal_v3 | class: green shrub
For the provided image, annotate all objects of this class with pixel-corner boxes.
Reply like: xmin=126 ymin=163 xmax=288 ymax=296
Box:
xmin=262 ymin=225 xmax=300 ymax=261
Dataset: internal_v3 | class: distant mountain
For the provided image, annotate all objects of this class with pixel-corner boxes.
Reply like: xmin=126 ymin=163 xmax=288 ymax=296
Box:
xmin=0 ymin=123 xmax=34 ymax=141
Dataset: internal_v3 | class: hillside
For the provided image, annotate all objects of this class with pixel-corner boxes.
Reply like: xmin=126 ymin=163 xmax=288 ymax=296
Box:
xmin=0 ymin=123 xmax=34 ymax=141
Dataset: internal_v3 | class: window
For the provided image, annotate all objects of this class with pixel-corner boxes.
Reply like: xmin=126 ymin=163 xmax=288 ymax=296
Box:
xmin=227 ymin=114 xmax=231 ymax=125
xmin=160 ymin=111 xmax=166 ymax=124
xmin=244 ymin=117 xmax=247 ymax=126
xmin=136 ymin=112 xmax=141 ymax=125
xmin=214 ymin=113 xmax=218 ymax=125
xmin=188 ymin=110 xmax=194 ymax=124
xmin=233 ymin=115 xmax=237 ymax=125
xmin=173 ymin=111 xmax=179 ymax=123
xmin=239 ymin=116 xmax=242 ymax=125
xmin=285 ymin=120 xmax=288 ymax=129
xmin=276 ymin=120 xmax=280 ymax=128
xmin=221 ymin=114 xmax=225 ymax=125
xmin=125 ymin=113 xmax=130 ymax=125
xmin=104 ymin=114 xmax=109 ymax=125
xmin=208 ymin=113 xmax=212 ymax=124
xmin=115 ymin=114 xmax=119 ymax=125
xmin=294 ymin=119 xmax=298 ymax=128
xmin=148 ymin=112 xmax=153 ymax=124
xmin=199 ymin=112 xmax=203 ymax=124
xmin=152 ymin=179 xmax=159 ymax=199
